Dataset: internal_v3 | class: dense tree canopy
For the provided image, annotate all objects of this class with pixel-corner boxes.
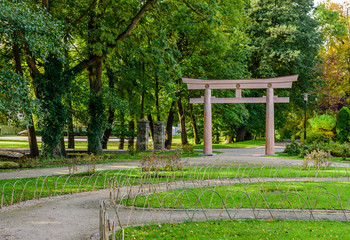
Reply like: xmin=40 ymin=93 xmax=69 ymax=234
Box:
xmin=1 ymin=0 xmax=348 ymax=156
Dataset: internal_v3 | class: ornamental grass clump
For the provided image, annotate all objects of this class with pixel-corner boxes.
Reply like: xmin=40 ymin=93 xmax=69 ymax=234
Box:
xmin=303 ymin=149 xmax=332 ymax=170
xmin=140 ymin=152 xmax=183 ymax=172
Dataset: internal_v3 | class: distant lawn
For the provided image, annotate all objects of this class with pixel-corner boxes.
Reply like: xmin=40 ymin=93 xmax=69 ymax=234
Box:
xmin=0 ymin=138 xmax=265 ymax=150
xmin=119 ymin=219 xmax=350 ymax=240
xmin=275 ymin=152 xmax=350 ymax=163
xmin=193 ymin=140 xmax=265 ymax=149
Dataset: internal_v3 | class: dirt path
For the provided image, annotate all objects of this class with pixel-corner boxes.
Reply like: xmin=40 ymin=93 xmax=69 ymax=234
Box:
xmin=0 ymin=190 xmax=109 ymax=240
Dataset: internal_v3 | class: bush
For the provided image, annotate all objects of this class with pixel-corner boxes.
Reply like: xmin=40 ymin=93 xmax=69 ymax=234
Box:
xmin=140 ymin=152 xmax=183 ymax=172
xmin=0 ymin=161 xmax=19 ymax=169
xmin=336 ymin=107 xmax=350 ymax=143
xmin=18 ymin=157 xmax=39 ymax=168
xmin=309 ymin=114 xmax=336 ymax=132
xmin=303 ymin=149 xmax=332 ymax=169
xmin=182 ymin=144 xmax=194 ymax=156
xmin=306 ymin=131 xmax=335 ymax=143
xmin=284 ymin=142 xmax=301 ymax=156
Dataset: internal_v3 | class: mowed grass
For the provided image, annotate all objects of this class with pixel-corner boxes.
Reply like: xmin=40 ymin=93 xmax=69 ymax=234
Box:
xmin=121 ymin=181 xmax=350 ymax=210
xmin=2 ymin=166 xmax=350 ymax=207
xmin=0 ymin=137 xmax=265 ymax=150
xmin=275 ymin=152 xmax=350 ymax=163
xmin=193 ymin=140 xmax=266 ymax=149
xmin=119 ymin=219 xmax=350 ymax=240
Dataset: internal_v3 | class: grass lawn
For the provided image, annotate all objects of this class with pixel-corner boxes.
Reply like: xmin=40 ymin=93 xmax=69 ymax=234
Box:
xmin=193 ymin=140 xmax=265 ymax=149
xmin=2 ymin=166 xmax=350 ymax=207
xmin=121 ymin=181 xmax=350 ymax=210
xmin=119 ymin=219 xmax=350 ymax=240
xmin=0 ymin=137 xmax=265 ymax=150
xmin=275 ymin=152 xmax=350 ymax=164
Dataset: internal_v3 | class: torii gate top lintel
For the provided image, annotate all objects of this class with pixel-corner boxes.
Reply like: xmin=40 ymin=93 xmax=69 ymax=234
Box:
xmin=182 ymin=75 xmax=298 ymax=156
xmin=183 ymin=74 xmax=298 ymax=89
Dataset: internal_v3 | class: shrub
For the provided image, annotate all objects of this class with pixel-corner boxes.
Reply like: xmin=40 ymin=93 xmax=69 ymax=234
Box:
xmin=182 ymin=144 xmax=194 ymax=156
xmin=140 ymin=152 xmax=183 ymax=172
xmin=309 ymin=114 xmax=336 ymax=132
xmin=66 ymin=153 xmax=99 ymax=174
xmin=0 ymin=161 xmax=19 ymax=169
xmin=284 ymin=142 xmax=301 ymax=156
xmin=18 ymin=157 xmax=39 ymax=168
xmin=306 ymin=131 xmax=335 ymax=143
xmin=303 ymin=149 xmax=332 ymax=170
xmin=336 ymin=107 xmax=350 ymax=143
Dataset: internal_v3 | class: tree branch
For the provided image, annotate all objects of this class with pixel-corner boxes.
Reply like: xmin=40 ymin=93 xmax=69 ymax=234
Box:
xmin=72 ymin=0 xmax=98 ymax=28
xmin=66 ymin=0 xmax=157 ymax=76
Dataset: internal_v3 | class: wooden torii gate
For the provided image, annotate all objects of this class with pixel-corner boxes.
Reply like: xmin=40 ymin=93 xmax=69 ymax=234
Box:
xmin=182 ymin=75 xmax=298 ymax=155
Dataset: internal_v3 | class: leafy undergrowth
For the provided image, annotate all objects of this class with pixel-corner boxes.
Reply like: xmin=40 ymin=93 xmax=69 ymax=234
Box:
xmin=118 ymin=219 xmax=350 ymax=240
xmin=120 ymin=181 xmax=350 ymax=210
xmin=0 ymin=150 xmax=206 ymax=172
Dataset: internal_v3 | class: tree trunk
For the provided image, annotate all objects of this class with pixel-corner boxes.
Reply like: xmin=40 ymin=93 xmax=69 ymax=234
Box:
xmin=27 ymin=121 xmax=39 ymax=158
xmin=67 ymin=100 xmax=75 ymax=149
xmin=148 ymin=114 xmax=154 ymax=142
xmin=12 ymin=42 xmax=39 ymax=157
xmin=155 ymin=76 xmax=161 ymax=121
xmin=87 ymin=11 xmax=103 ymax=155
xmin=176 ymin=97 xmax=188 ymax=146
xmin=236 ymin=126 xmax=246 ymax=142
xmin=190 ymin=105 xmax=200 ymax=145
xmin=119 ymin=113 xmax=125 ymax=150
xmin=102 ymin=108 xmax=115 ymax=149
xmin=226 ymin=134 xmax=234 ymax=143
xmin=65 ymin=35 xmax=75 ymax=150
xmin=60 ymin=136 xmax=66 ymax=157
xmin=128 ymin=117 xmax=135 ymax=150
xmin=87 ymin=59 xmax=104 ymax=154
xmin=102 ymin=65 xmax=117 ymax=149
xmin=165 ymin=101 xmax=175 ymax=149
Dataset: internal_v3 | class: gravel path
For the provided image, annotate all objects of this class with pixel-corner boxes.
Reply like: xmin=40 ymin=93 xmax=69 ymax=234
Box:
xmin=1 ymin=145 xmax=350 ymax=240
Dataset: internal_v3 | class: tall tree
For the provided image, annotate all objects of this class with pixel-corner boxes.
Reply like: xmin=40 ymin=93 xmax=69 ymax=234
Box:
xmin=314 ymin=3 xmax=350 ymax=112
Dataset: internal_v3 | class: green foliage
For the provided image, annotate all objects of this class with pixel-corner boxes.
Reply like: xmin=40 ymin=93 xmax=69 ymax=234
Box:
xmin=18 ymin=157 xmax=39 ymax=168
xmin=309 ymin=114 xmax=336 ymax=132
xmin=0 ymin=0 xmax=65 ymax=61
xmin=38 ymin=57 xmax=68 ymax=158
xmin=305 ymin=114 xmax=336 ymax=143
xmin=284 ymin=142 xmax=301 ymax=156
xmin=286 ymin=141 xmax=350 ymax=160
xmin=0 ymin=70 xmax=35 ymax=125
xmin=0 ymin=161 xmax=19 ymax=169
xmin=182 ymin=143 xmax=194 ymax=156
xmin=336 ymin=107 xmax=350 ymax=143
xmin=306 ymin=131 xmax=336 ymax=143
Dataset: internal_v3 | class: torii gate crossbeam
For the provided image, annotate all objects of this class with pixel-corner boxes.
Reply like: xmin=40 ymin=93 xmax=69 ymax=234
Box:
xmin=182 ymin=75 xmax=298 ymax=156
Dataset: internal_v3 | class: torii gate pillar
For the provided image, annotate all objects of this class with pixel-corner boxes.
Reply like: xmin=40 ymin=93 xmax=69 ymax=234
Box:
xmin=266 ymin=86 xmax=274 ymax=155
xmin=204 ymin=86 xmax=212 ymax=155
